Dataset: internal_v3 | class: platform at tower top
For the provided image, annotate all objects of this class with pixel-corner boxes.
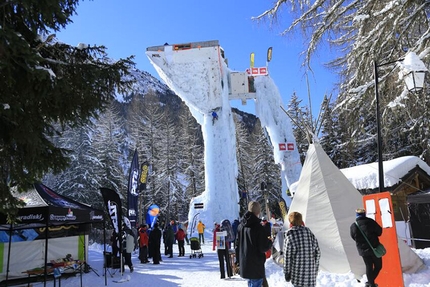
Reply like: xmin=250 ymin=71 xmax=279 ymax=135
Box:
xmin=146 ymin=40 xmax=220 ymax=52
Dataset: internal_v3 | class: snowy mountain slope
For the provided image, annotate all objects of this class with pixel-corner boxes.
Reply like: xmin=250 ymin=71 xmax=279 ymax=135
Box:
xmin=116 ymin=68 xmax=173 ymax=102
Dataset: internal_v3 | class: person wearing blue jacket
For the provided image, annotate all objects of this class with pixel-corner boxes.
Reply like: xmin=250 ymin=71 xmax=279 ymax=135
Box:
xmin=232 ymin=218 xmax=240 ymax=248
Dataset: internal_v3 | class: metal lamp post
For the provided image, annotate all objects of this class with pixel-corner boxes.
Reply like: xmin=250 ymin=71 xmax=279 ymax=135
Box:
xmin=374 ymin=51 xmax=427 ymax=192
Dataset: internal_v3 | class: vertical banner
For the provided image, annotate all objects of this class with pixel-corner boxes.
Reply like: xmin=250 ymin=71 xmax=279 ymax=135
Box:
xmin=100 ymin=188 xmax=122 ymax=234
xmin=267 ymin=47 xmax=272 ymax=63
xmin=127 ymin=149 xmax=139 ymax=227
xmin=250 ymin=52 xmax=255 ymax=68
xmin=139 ymin=160 xmax=149 ymax=192
xmin=363 ymin=192 xmax=404 ymax=287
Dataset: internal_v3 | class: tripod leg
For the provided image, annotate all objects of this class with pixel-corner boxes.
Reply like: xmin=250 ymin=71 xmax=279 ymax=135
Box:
xmin=85 ymin=263 xmax=100 ymax=277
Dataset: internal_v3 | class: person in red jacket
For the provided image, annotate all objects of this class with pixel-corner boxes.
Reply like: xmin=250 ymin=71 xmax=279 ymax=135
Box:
xmin=175 ymin=228 xmax=186 ymax=257
xmin=138 ymin=224 xmax=149 ymax=263
xmin=213 ymin=223 xmax=221 ymax=251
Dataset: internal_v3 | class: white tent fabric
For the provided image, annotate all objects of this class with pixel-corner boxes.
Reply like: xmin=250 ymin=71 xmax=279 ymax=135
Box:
xmin=288 ymin=143 xmax=425 ymax=278
xmin=1 ymin=235 xmax=86 ymax=279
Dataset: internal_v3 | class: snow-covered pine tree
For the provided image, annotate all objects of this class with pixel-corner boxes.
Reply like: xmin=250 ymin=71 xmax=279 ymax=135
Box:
xmin=287 ymin=92 xmax=310 ymax=164
xmin=153 ymin=106 xmax=185 ymax=225
xmin=319 ymin=96 xmax=353 ymax=168
xmin=234 ymin=114 xmax=255 ymax=216
xmin=0 ymin=0 xmax=134 ymax=215
xmin=91 ymin=101 xmax=128 ymax=203
xmin=251 ymin=123 xmax=282 ymax=218
xmin=130 ymin=91 xmax=164 ymax=213
xmin=255 ymin=0 xmax=430 ymax=166
xmin=178 ymin=107 xmax=205 ymax=215
xmin=43 ymin=121 xmax=105 ymax=209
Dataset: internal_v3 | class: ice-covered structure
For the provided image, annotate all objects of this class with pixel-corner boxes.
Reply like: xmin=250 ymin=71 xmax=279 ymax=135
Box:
xmin=146 ymin=40 xmax=301 ymax=228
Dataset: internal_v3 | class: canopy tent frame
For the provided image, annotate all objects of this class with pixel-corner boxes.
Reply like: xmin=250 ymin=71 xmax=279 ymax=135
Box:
xmin=0 ymin=183 xmax=104 ymax=287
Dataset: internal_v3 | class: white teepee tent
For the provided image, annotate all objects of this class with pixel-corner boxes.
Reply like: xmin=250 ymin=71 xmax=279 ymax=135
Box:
xmin=288 ymin=143 xmax=425 ymax=278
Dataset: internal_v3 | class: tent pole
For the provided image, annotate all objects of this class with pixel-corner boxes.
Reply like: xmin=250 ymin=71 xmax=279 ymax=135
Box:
xmin=5 ymin=224 xmax=12 ymax=286
xmin=103 ymin=221 xmax=107 ymax=286
xmin=43 ymin=219 xmax=49 ymax=287
xmin=81 ymin=225 xmax=84 ymax=287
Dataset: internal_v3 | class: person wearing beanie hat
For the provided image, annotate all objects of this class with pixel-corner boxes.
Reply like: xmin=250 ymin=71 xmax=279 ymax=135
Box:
xmin=235 ymin=201 xmax=272 ymax=287
xmin=356 ymin=208 xmax=366 ymax=217
xmin=350 ymin=208 xmax=383 ymax=287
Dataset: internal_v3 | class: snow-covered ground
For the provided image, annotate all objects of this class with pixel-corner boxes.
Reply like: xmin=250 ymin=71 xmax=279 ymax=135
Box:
xmin=26 ymin=232 xmax=430 ymax=287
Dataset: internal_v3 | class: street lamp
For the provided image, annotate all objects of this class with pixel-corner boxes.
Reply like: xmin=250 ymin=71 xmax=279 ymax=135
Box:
xmin=374 ymin=51 xmax=427 ymax=192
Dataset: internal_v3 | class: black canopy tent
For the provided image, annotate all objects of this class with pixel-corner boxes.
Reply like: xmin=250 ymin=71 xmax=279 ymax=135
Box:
xmin=407 ymin=191 xmax=430 ymax=249
xmin=0 ymin=183 xmax=104 ymax=286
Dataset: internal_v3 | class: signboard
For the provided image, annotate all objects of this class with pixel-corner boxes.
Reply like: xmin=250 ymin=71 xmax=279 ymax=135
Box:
xmin=279 ymin=143 xmax=287 ymax=151
xmin=245 ymin=67 xmax=268 ymax=76
xmin=194 ymin=203 xmax=204 ymax=209
xmin=279 ymin=143 xmax=295 ymax=151
xmin=216 ymin=231 xmax=227 ymax=249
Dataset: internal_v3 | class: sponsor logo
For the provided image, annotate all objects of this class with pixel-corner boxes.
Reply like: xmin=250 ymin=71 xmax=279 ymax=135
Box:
xmin=89 ymin=211 xmax=103 ymax=221
xmin=108 ymin=200 xmax=119 ymax=233
xmin=18 ymin=214 xmax=44 ymax=221
xmin=130 ymin=169 xmax=139 ymax=196
xmin=91 ymin=215 xmax=103 ymax=220
xmin=90 ymin=211 xmax=103 ymax=220
xmin=66 ymin=208 xmax=74 ymax=217
xmin=50 ymin=214 xmax=76 ymax=221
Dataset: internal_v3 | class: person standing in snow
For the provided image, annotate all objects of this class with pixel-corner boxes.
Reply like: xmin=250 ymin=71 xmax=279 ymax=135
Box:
xmin=164 ymin=222 xmax=175 ymax=258
xmin=283 ymin=211 xmax=320 ymax=287
xmin=121 ymin=223 xmax=135 ymax=273
xmin=149 ymin=222 xmax=162 ymax=264
xmin=236 ymin=201 xmax=272 ymax=287
xmin=197 ymin=220 xmax=206 ymax=244
xmin=138 ymin=224 xmax=149 ymax=263
xmin=350 ymin=208 xmax=383 ymax=287
xmin=183 ymin=221 xmax=190 ymax=245
xmin=216 ymin=222 xmax=233 ymax=279
xmin=232 ymin=218 xmax=240 ymax=248
xmin=110 ymin=230 xmax=120 ymax=258
xmin=213 ymin=223 xmax=221 ymax=251
xmin=175 ymin=227 xmax=186 ymax=257
xmin=171 ymin=220 xmax=178 ymax=244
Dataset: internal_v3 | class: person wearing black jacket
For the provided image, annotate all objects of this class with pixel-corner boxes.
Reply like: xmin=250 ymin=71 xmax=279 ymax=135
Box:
xmin=149 ymin=222 xmax=162 ymax=264
xmin=236 ymin=201 xmax=272 ymax=287
xmin=350 ymin=208 xmax=383 ymax=287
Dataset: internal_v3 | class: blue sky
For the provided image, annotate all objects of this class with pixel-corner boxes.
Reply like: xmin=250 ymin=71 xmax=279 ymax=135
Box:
xmin=57 ymin=0 xmax=337 ymax=116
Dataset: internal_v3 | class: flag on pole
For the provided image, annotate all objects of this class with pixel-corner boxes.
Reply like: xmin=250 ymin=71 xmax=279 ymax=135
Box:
xmin=267 ymin=47 xmax=272 ymax=63
xmin=250 ymin=52 xmax=255 ymax=68
xmin=139 ymin=160 xmax=150 ymax=192
xmin=100 ymin=187 xmax=122 ymax=234
xmin=127 ymin=149 xmax=139 ymax=227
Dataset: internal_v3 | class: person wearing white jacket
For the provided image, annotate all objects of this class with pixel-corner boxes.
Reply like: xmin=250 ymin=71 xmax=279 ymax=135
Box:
xmin=122 ymin=223 xmax=135 ymax=273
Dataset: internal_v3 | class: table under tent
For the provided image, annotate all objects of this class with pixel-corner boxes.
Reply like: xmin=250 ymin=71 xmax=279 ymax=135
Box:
xmin=0 ymin=183 xmax=104 ymax=286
